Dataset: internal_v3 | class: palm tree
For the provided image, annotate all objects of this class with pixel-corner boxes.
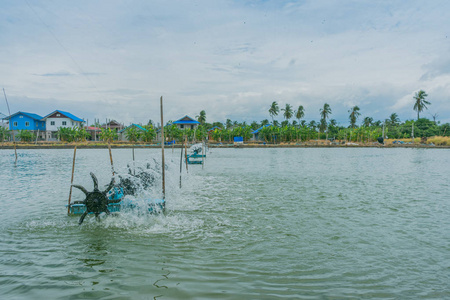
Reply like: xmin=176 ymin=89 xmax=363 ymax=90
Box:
xmin=226 ymin=119 xmax=233 ymax=129
xmin=268 ymin=101 xmax=279 ymax=124
xmin=319 ymin=103 xmax=332 ymax=139
xmin=197 ymin=110 xmax=206 ymax=124
xmin=348 ymin=106 xmax=360 ymax=128
xmin=388 ymin=113 xmax=400 ymax=126
xmin=281 ymin=103 xmax=293 ymax=123
xmin=363 ymin=117 xmax=373 ymax=127
xmin=295 ymin=105 xmax=305 ymax=126
xmin=413 ymin=90 xmax=430 ymax=120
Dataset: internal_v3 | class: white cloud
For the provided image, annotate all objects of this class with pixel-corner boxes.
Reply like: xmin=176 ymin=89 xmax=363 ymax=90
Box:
xmin=1 ymin=0 xmax=449 ymax=125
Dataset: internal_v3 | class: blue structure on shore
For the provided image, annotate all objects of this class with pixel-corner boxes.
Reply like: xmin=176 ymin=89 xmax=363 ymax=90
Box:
xmin=6 ymin=111 xmax=46 ymax=131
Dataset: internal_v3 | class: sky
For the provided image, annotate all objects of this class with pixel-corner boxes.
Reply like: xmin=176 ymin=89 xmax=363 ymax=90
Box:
xmin=1 ymin=0 xmax=449 ymax=126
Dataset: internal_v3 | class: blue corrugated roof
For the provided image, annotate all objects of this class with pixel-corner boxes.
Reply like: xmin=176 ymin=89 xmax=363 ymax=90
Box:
xmin=42 ymin=110 xmax=84 ymax=122
xmin=251 ymin=124 xmax=271 ymax=134
xmin=119 ymin=123 xmax=148 ymax=133
xmin=173 ymin=115 xmax=200 ymax=125
xmin=4 ymin=111 xmax=44 ymax=121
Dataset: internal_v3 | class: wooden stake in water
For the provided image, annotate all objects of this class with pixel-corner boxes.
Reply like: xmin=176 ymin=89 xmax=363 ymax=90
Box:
xmin=108 ymin=142 xmax=115 ymax=176
xmin=184 ymin=136 xmax=189 ymax=172
xmin=2 ymin=88 xmax=17 ymax=164
xmin=160 ymin=96 xmax=165 ymax=199
xmin=67 ymin=146 xmax=77 ymax=215
xmin=132 ymin=146 xmax=135 ymax=175
xmin=202 ymin=140 xmax=205 ymax=169
xmin=179 ymin=144 xmax=183 ymax=188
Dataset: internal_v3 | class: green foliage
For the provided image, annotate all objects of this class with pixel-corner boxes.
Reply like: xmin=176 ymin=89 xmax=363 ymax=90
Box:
xmin=17 ymin=129 xmax=35 ymax=142
xmin=348 ymin=106 xmax=361 ymax=128
xmin=100 ymin=128 xmax=118 ymax=142
xmin=197 ymin=110 xmax=206 ymax=124
xmin=58 ymin=127 xmax=91 ymax=142
xmin=269 ymin=101 xmax=279 ymax=123
xmin=0 ymin=126 xmax=10 ymax=141
xmin=141 ymin=125 xmax=156 ymax=142
xmin=413 ymin=90 xmax=430 ymax=120
xmin=125 ymin=126 xmax=142 ymax=142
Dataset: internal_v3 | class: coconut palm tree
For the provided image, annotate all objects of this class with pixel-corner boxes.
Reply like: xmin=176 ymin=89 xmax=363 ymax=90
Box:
xmin=197 ymin=110 xmax=206 ymax=124
xmin=388 ymin=113 xmax=400 ymax=126
xmin=268 ymin=101 xmax=279 ymax=124
xmin=413 ymin=90 xmax=430 ymax=120
xmin=363 ymin=117 xmax=373 ymax=127
xmin=348 ymin=106 xmax=360 ymax=129
xmin=295 ymin=105 xmax=305 ymax=126
xmin=281 ymin=103 xmax=293 ymax=123
xmin=319 ymin=103 xmax=332 ymax=139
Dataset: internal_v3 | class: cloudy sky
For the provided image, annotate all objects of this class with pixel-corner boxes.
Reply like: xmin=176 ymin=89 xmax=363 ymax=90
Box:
xmin=1 ymin=0 xmax=449 ymax=126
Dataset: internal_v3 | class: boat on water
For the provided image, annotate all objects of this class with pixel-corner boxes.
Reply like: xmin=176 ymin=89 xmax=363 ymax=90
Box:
xmin=186 ymin=143 xmax=206 ymax=165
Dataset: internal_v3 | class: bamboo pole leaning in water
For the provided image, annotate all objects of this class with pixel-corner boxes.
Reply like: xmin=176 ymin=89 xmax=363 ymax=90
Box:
xmin=3 ymin=88 xmax=17 ymax=165
xmin=160 ymin=96 xmax=165 ymax=199
xmin=67 ymin=146 xmax=77 ymax=215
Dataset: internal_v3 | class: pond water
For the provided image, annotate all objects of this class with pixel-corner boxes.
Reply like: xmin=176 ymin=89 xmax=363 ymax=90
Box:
xmin=0 ymin=147 xmax=449 ymax=299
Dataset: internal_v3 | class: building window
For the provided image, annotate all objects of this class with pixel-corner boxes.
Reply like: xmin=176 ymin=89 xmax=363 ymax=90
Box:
xmin=13 ymin=121 xmax=18 ymax=126
xmin=62 ymin=121 xmax=67 ymax=126
xmin=19 ymin=116 xmax=23 ymax=118
xmin=25 ymin=121 xmax=30 ymax=127
xmin=72 ymin=122 xmax=74 ymax=126
xmin=180 ymin=124 xmax=184 ymax=129
xmin=191 ymin=125 xmax=194 ymax=129
xmin=57 ymin=114 xmax=60 ymax=116
xmin=50 ymin=121 xmax=55 ymax=125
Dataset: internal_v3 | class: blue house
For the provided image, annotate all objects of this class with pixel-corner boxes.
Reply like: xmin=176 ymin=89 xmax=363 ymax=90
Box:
xmin=5 ymin=111 xmax=46 ymax=140
xmin=172 ymin=115 xmax=200 ymax=130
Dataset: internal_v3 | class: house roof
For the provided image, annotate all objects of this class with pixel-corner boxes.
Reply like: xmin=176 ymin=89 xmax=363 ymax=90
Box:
xmin=4 ymin=111 xmax=44 ymax=121
xmin=119 ymin=123 xmax=148 ymax=133
xmin=251 ymin=124 xmax=271 ymax=134
xmin=0 ymin=112 xmax=7 ymax=120
xmin=207 ymin=126 xmax=222 ymax=132
xmin=173 ymin=115 xmax=200 ymax=125
xmin=42 ymin=110 xmax=84 ymax=122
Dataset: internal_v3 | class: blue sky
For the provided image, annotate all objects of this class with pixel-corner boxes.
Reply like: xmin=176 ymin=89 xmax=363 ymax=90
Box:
xmin=1 ymin=0 xmax=449 ymax=126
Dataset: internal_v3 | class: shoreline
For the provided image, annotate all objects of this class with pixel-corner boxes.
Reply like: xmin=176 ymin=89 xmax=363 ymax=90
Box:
xmin=0 ymin=142 xmax=448 ymax=149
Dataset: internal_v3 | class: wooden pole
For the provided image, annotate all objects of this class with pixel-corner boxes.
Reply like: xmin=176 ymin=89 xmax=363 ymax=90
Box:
xmin=160 ymin=96 xmax=165 ymax=199
xmin=184 ymin=136 xmax=189 ymax=172
xmin=108 ymin=142 xmax=115 ymax=175
xmin=132 ymin=146 xmax=135 ymax=175
xmin=179 ymin=144 xmax=183 ymax=188
xmin=3 ymin=88 xmax=17 ymax=164
xmin=68 ymin=146 xmax=77 ymax=215
xmin=202 ymin=140 xmax=205 ymax=169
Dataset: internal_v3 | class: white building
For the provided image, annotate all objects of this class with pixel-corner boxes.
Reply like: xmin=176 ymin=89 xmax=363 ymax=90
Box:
xmin=0 ymin=112 xmax=8 ymax=129
xmin=42 ymin=110 xmax=84 ymax=140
